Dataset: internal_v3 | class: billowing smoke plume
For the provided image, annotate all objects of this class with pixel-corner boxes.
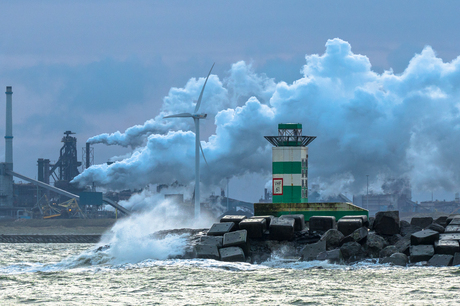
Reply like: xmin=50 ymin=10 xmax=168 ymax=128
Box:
xmin=73 ymin=38 xmax=460 ymax=196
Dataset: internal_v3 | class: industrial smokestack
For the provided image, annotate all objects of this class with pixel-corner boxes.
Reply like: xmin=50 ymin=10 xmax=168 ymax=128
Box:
xmin=86 ymin=142 xmax=91 ymax=169
xmin=5 ymin=86 xmax=13 ymax=167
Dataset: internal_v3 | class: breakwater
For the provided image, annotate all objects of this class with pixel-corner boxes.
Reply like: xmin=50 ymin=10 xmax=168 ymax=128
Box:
xmin=183 ymin=212 xmax=460 ymax=266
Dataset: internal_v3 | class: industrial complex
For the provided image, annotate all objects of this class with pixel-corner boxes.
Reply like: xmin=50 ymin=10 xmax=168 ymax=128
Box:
xmin=1 ymin=86 xmax=459 ymax=221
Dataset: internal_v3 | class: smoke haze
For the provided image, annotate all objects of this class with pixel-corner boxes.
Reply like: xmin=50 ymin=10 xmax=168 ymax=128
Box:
xmin=72 ymin=38 xmax=460 ymax=198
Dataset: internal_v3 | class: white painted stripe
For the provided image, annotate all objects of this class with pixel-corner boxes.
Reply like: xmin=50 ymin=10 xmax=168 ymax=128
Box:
xmin=272 ymin=147 xmax=307 ymax=162
xmin=272 ymin=174 xmax=302 ymax=186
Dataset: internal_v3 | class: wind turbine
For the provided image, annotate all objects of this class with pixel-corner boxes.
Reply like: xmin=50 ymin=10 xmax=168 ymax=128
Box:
xmin=163 ymin=64 xmax=214 ymax=219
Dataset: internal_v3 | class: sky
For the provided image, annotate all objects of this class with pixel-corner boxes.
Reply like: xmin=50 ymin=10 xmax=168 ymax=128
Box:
xmin=1 ymin=1 xmax=460 ymax=203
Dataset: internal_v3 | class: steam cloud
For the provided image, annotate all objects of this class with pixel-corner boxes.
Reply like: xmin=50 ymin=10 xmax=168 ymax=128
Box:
xmin=73 ymin=38 xmax=460 ymax=196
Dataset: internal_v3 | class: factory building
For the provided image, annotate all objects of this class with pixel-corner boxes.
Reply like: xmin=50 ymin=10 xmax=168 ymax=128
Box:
xmin=0 ymin=86 xmax=130 ymax=219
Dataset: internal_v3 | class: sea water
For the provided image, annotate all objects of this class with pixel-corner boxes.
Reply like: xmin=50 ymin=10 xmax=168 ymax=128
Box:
xmin=1 ymin=240 xmax=460 ymax=305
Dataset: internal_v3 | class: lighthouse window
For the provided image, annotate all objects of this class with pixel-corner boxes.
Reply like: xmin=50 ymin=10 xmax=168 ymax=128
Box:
xmin=302 ymin=159 xmax=306 ymax=167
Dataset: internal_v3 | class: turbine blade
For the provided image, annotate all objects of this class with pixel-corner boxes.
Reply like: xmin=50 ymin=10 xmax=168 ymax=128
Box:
xmin=163 ymin=113 xmax=193 ymax=118
xmin=199 ymin=142 xmax=208 ymax=166
xmin=194 ymin=63 xmax=215 ymax=113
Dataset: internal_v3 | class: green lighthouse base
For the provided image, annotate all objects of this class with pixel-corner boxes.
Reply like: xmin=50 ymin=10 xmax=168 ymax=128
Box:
xmin=254 ymin=202 xmax=368 ymax=221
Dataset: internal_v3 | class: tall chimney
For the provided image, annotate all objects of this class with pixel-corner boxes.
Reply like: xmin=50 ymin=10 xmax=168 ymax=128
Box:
xmin=86 ymin=142 xmax=91 ymax=169
xmin=5 ymin=86 xmax=13 ymax=167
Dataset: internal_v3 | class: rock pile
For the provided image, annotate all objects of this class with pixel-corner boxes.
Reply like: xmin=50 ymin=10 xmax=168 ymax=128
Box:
xmin=192 ymin=212 xmax=460 ymax=266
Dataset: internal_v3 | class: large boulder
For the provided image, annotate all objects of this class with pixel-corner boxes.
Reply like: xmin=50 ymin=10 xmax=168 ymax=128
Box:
xmin=321 ymin=229 xmax=344 ymax=250
xmin=394 ymin=237 xmax=411 ymax=255
xmin=369 ymin=217 xmax=375 ymax=230
xmin=374 ymin=211 xmax=400 ymax=235
xmin=400 ymin=220 xmax=422 ymax=236
xmin=365 ymin=233 xmax=388 ymax=258
xmin=317 ymin=249 xmax=343 ymax=263
xmin=426 ymin=223 xmax=445 ymax=233
xmin=410 ymin=217 xmax=433 ymax=229
xmin=340 ymin=241 xmax=363 ymax=261
xmin=380 ymin=252 xmax=408 ymax=266
xmin=341 ymin=227 xmax=368 ymax=246
xmin=300 ymin=239 xmax=326 ymax=261
xmin=379 ymin=245 xmax=399 ymax=258
xmin=434 ymin=216 xmax=448 ymax=227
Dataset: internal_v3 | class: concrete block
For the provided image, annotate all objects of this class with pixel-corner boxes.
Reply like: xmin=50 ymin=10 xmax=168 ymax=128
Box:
xmin=239 ymin=218 xmax=267 ymax=239
xmin=340 ymin=241 xmax=363 ymax=261
xmin=446 ymin=215 xmax=460 ymax=225
xmin=434 ymin=240 xmax=460 ymax=255
xmin=374 ymin=211 xmax=400 ymax=235
xmin=207 ymin=222 xmax=235 ymax=236
xmin=219 ymin=246 xmax=246 ymax=262
xmin=428 ymin=254 xmax=453 ymax=267
xmin=439 ymin=233 xmax=460 ymax=241
xmin=269 ymin=217 xmax=295 ymax=241
xmin=309 ymin=216 xmax=336 ymax=232
xmin=426 ymin=223 xmax=445 ymax=233
xmin=394 ymin=238 xmax=411 ymax=255
xmin=200 ymin=236 xmax=223 ymax=248
xmin=349 ymin=226 xmax=368 ymax=244
xmin=434 ymin=216 xmax=448 ymax=227
xmin=317 ymin=249 xmax=343 ymax=263
xmin=410 ymin=217 xmax=433 ymax=229
xmin=194 ymin=244 xmax=220 ymax=260
xmin=279 ymin=214 xmax=305 ymax=231
xmin=341 ymin=215 xmax=369 ymax=227
xmin=337 ymin=218 xmax=362 ymax=236
xmin=445 ymin=225 xmax=460 ymax=233
xmin=365 ymin=233 xmax=388 ymax=258
xmin=223 ymin=230 xmax=249 ymax=255
xmin=251 ymin=215 xmax=274 ymax=227
xmin=220 ymin=215 xmax=247 ymax=230
xmin=453 ymin=252 xmax=460 ymax=266
xmin=300 ymin=239 xmax=326 ymax=261
xmin=410 ymin=229 xmax=439 ymax=245
xmin=380 ymin=253 xmax=408 ymax=266
xmin=410 ymin=245 xmax=435 ymax=263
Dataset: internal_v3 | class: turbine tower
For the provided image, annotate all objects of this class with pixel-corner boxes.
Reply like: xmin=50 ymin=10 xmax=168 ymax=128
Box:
xmin=164 ymin=64 xmax=214 ymax=219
